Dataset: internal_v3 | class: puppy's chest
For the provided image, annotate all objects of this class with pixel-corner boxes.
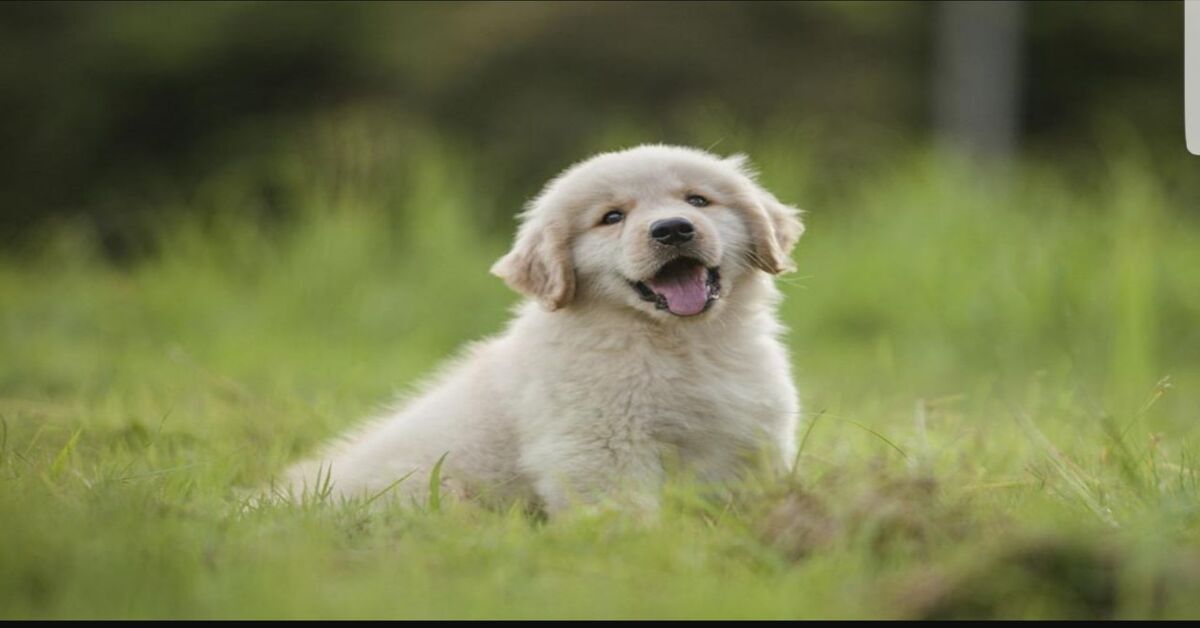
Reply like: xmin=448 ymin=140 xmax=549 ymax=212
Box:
xmin=545 ymin=338 xmax=777 ymax=439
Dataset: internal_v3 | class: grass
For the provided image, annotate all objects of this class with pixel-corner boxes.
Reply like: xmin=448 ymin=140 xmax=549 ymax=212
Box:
xmin=2 ymin=131 xmax=1199 ymax=618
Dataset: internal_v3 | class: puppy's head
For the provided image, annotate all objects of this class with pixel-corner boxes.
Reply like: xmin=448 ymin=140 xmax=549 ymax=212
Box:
xmin=491 ymin=145 xmax=804 ymax=319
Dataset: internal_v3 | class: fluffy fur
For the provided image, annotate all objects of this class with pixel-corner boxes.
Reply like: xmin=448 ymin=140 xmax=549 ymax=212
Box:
xmin=281 ymin=145 xmax=805 ymax=515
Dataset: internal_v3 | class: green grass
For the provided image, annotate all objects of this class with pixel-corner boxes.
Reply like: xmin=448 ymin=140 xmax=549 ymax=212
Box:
xmin=2 ymin=137 xmax=1199 ymax=618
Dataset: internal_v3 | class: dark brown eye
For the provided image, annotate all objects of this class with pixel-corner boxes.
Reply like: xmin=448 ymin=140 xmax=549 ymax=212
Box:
xmin=601 ymin=210 xmax=624 ymax=225
xmin=686 ymin=194 xmax=710 ymax=207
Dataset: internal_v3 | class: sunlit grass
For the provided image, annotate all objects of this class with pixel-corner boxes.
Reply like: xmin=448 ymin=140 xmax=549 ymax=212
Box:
xmin=1 ymin=135 xmax=1198 ymax=618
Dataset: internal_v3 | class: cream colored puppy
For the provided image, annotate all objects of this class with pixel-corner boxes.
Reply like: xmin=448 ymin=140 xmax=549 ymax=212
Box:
xmin=282 ymin=144 xmax=804 ymax=515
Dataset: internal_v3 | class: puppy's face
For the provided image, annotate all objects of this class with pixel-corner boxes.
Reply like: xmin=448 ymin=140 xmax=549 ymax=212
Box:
xmin=492 ymin=145 xmax=804 ymax=320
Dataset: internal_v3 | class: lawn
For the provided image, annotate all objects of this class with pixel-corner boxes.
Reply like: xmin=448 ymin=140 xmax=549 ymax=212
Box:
xmin=2 ymin=138 xmax=1199 ymax=618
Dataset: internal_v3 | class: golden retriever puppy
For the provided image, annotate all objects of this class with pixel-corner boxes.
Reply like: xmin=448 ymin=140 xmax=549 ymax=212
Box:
xmin=281 ymin=144 xmax=804 ymax=515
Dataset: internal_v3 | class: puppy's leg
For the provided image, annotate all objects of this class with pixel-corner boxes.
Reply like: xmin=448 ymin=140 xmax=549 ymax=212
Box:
xmin=521 ymin=436 xmax=664 ymax=518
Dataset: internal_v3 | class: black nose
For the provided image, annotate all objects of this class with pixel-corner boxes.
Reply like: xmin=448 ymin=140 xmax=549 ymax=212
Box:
xmin=650 ymin=218 xmax=695 ymax=245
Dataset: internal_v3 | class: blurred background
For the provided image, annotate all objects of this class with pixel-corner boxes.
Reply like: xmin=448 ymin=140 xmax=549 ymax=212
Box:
xmin=0 ymin=1 xmax=1192 ymax=254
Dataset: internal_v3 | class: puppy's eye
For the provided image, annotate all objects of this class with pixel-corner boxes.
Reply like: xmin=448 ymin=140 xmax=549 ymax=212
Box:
xmin=686 ymin=194 xmax=710 ymax=207
xmin=600 ymin=210 xmax=624 ymax=225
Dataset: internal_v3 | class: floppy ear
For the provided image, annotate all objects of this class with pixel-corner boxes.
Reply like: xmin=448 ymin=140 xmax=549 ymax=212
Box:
xmin=747 ymin=188 xmax=805 ymax=275
xmin=724 ymin=153 xmax=804 ymax=275
xmin=490 ymin=218 xmax=575 ymax=310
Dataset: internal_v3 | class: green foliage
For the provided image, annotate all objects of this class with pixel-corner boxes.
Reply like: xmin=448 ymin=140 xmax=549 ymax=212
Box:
xmin=1 ymin=2 xmax=1190 ymax=248
xmin=1 ymin=135 xmax=1198 ymax=618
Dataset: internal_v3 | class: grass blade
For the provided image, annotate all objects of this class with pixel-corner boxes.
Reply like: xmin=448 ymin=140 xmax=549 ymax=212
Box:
xmin=428 ymin=452 xmax=450 ymax=512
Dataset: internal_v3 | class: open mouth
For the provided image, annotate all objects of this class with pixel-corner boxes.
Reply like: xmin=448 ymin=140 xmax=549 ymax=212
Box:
xmin=632 ymin=258 xmax=721 ymax=317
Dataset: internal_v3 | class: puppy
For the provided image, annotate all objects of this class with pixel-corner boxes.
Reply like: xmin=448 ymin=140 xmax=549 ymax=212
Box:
xmin=281 ymin=145 xmax=804 ymax=515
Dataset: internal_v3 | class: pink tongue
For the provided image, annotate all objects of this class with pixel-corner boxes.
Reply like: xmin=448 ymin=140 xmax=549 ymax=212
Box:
xmin=646 ymin=265 xmax=709 ymax=316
